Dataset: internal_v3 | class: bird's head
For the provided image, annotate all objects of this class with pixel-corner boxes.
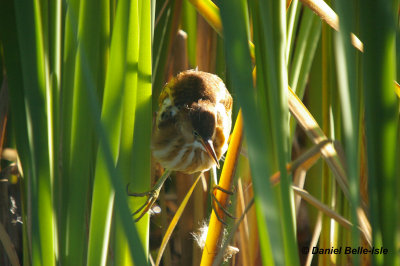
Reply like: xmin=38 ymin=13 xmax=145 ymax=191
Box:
xmin=184 ymin=102 xmax=220 ymax=168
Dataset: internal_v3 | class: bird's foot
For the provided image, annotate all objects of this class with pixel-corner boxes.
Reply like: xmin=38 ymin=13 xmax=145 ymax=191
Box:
xmin=211 ymin=185 xmax=237 ymax=225
xmin=127 ymin=184 xmax=161 ymax=222
xmin=126 ymin=169 xmax=171 ymax=222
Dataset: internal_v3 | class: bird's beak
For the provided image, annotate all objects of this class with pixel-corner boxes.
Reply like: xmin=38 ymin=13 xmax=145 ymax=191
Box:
xmin=200 ymin=139 xmax=220 ymax=168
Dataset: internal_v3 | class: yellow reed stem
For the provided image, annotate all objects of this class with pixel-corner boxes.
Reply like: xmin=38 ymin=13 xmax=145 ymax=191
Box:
xmin=188 ymin=0 xmax=256 ymax=60
xmin=188 ymin=0 xmax=222 ymax=35
xmin=200 ymin=110 xmax=243 ymax=266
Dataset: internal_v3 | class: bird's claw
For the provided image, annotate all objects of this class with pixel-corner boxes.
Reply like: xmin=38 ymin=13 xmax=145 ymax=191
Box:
xmin=211 ymin=185 xmax=237 ymax=225
xmin=212 ymin=185 xmax=235 ymax=195
xmin=127 ymin=183 xmax=161 ymax=222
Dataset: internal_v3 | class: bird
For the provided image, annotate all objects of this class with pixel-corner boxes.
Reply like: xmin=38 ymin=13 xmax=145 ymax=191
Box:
xmin=128 ymin=69 xmax=232 ymax=221
xmin=152 ymin=69 xmax=233 ymax=173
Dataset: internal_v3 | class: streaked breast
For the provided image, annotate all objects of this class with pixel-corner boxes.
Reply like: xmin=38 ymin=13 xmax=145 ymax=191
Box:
xmin=153 ymin=141 xmax=216 ymax=174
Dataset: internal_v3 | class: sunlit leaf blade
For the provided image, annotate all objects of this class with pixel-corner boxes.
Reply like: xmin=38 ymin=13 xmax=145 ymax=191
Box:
xmin=11 ymin=0 xmax=55 ymax=264
xmin=254 ymin=1 xmax=300 ymax=264
xmin=286 ymin=0 xmax=300 ymax=60
xmin=66 ymin=0 xmax=107 ymax=263
xmin=131 ymin=0 xmax=153 ymax=249
xmin=219 ymin=0 xmax=286 ymax=264
xmin=78 ymin=36 xmax=149 ymax=266
xmin=152 ymin=0 xmax=176 ymax=106
xmin=58 ymin=0 xmax=80 ymax=260
xmin=333 ymin=0 xmax=361 ymax=263
xmin=289 ymin=7 xmax=322 ymax=98
xmin=86 ymin=0 xmax=129 ymax=264
xmin=360 ymin=1 xmax=399 ymax=265
xmin=182 ymin=0 xmax=197 ymax=67
xmin=114 ymin=0 xmax=141 ymax=264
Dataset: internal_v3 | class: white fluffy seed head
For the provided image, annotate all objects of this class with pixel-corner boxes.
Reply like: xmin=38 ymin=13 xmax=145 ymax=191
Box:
xmin=191 ymin=220 xmax=239 ymax=262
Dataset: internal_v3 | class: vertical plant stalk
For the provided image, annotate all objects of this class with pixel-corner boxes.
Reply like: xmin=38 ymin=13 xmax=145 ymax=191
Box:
xmin=200 ymin=110 xmax=243 ymax=265
xmin=114 ymin=0 xmax=140 ymax=264
xmin=259 ymin=1 xmax=300 ymax=263
xmin=334 ymin=0 xmax=361 ymax=262
xmin=86 ymin=0 xmax=128 ymax=264
xmin=58 ymin=0 xmax=80 ymax=261
xmin=131 ymin=0 xmax=153 ymax=250
xmin=299 ymin=0 xmax=363 ymax=52
xmin=76 ymin=26 xmax=148 ymax=265
xmin=11 ymin=0 xmax=55 ymax=264
xmin=66 ymin=0 xmax=106 ymax=263
xmin=360 ymin=1 xmax=399 ymax=265
xmin=319 ymin=13 xmax=335 ymax=264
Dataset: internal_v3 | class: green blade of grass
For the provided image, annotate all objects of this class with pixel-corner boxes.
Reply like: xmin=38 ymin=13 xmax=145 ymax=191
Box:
xmin=333 ymin=1 xmax=361 ymax=263
xmin=86 ymin=0 xmax=131 ymax=264
xmin=295 ymin=17 xmax=321 ymax=99
xmin=152 ymin=0 xmax=176 ymax=108
xmin=48 ymin=1 xmax=62 ymax=260
xmin=219 ymin=0 xmax=286 ymax=264
xmin=65 ymin=0 xmax=107 ymax=263
xmin=289 ymin=7 xmax=315 ymax=93
xmin=252 ymin=0 xmax=299 ymax=264
xmin=289 ymin=7 xmax=322 ymax=98
xmin=286 ymin=0 xmax=300 ymax=61
xmin=182 ymin=0 xmax=197 ymax=67
xmin=47 ymin=0 xmax=61 ymax=197
xmin=289 ymin=9 xmax=322 ymax=142
xmin=131 ymin=0 xmax=153 ymax=247
xmin=115 ymin=0 xmax=153 ymax=263
xmin=319 ymin=11 xmax=336 ymax=263
xmin=0 ymin=2 xmax=33 ymax=264
xmin=114 ymin=0 xmax=141 ymax=264
xmin=360 ymin=1 xmax=399 ymax=265
xmin=12 ymin=0 xmax=55 ymax=264
xmin=58 ymin=0 xmax=80 ymax=261
xmin=78 ymin=42 xmax=148 ymax=265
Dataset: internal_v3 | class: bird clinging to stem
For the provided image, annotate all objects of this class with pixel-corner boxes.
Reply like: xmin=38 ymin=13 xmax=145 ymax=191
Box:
xmin=128 ymin=69 xmax=232 ymax=221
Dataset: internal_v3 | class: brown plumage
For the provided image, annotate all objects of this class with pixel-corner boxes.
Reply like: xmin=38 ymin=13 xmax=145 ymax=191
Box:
xmin=152 ymin=70 xmax=233 ymax=174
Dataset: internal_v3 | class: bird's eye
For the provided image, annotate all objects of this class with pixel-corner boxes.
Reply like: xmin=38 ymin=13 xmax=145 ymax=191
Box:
xmin=193 ymin=130 xmax=200 ymax=137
